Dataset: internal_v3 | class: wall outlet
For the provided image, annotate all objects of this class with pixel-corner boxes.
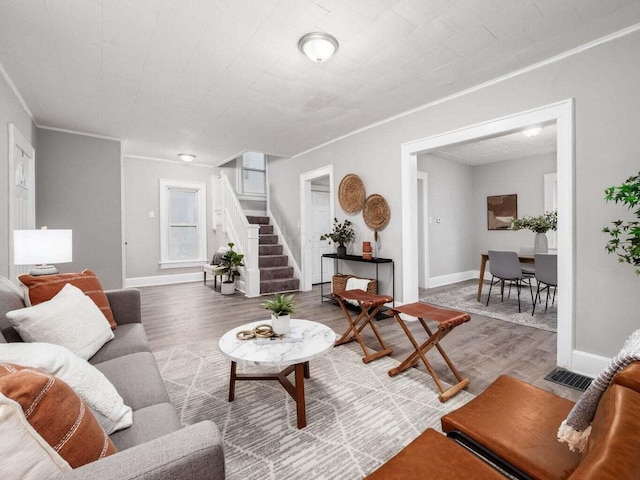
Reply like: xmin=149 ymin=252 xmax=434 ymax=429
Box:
xmin=149 ymin=211 xmax=155 ymax=218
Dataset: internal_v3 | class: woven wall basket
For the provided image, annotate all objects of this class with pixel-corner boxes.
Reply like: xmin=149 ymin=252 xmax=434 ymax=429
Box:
xmin=363 ymin=194 xmax=390 ymax=230
xmin=338 ymin=174 xmax=365 ymax=214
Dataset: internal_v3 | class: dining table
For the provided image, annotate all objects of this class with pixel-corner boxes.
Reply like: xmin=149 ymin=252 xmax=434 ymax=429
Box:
xmin=477 ymin=253 xmax=534 ymax=302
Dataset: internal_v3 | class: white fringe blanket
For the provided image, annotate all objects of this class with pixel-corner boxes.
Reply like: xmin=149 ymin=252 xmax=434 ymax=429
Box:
xmin=558 ymin=329 xmax=640 ymax=452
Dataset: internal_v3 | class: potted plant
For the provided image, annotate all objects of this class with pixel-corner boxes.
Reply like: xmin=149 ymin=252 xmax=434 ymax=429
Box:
xmin=603 ymin=171 xmax=640 ymax=274
xmin=262 ymin=293 xmax=297 ymax=334
xmin=218 ymin=242 xmax=245 ymax=295
xmin=320 ymin=218 xmax=355 ymax=257
xmin=510 ymin=210 xmax=557 ymax=253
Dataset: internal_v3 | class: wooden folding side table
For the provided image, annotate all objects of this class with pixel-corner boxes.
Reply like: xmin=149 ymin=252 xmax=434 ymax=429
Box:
xmin=388 ymin=302 xmax=470 ymax=402
xmin=333 ymin=289 xmax=393 ymax=363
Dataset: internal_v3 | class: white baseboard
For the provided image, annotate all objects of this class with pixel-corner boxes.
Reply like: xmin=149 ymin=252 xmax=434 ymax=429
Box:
xmin=125 ymin=272 xmax=202 ymax=288
xmin=428 ymin=270 xmax=476 ymax=288
xmin=570 ymin=350 xmax=611 ymax=378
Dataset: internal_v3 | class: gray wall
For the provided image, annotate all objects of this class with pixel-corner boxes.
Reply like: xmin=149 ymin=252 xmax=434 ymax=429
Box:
xmin=0 ymin=76 xmax=36 ymax=278
xmin=269 ymin=31 xmax=640 ymax=358
xmin=418 ymin=154 xmax=474 ymax=278
xmin=123 ymin=157 xmax=220 ymax=280
xmin=36 ymin=129 xmax=123 ymax=289
xmin=473 ymin=153 xmax=557 ymax=259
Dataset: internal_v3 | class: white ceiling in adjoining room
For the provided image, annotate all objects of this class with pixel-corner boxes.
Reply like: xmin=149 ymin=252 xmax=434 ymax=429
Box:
xmin=429 ymin=123 xmax=557 ymax=165
xmin=0 ymin=1 xmax=638 ymax=164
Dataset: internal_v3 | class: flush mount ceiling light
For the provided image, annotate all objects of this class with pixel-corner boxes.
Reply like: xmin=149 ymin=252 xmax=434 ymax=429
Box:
xmin=178 ymin=153 xmax=196 ymax=162
xmin=522 ymin=126 xmax=543 ymax=137
xmin=298 ymin=32 xmax=339 ymax=63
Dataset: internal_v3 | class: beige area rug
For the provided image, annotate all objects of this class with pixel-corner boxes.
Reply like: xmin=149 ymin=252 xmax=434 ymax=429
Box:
xmin=421 ymin=283 xmax=557 ymax=332
xmin=154 ymin=341 xmax=475 ymax=480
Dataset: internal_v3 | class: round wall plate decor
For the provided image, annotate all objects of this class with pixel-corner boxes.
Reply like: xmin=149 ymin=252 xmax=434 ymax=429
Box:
xmin=338 ymin=174 xmax=365 ymax=214
xmin=363 ymin=194 xmax=390 ymax=230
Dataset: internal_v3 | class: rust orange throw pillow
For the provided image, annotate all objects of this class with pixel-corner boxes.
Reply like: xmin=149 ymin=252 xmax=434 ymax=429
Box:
xmin=0 ymin=363 xmax=116 ymax=468
xmin=19 ymin=269 xmax=117 ymax=329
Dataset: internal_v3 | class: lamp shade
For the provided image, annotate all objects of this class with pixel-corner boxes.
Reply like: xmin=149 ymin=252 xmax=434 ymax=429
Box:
xmin=298 ymin=33 xmax=339 ymax=62
xmin=13 ymin=229 xmax=73 ymax=265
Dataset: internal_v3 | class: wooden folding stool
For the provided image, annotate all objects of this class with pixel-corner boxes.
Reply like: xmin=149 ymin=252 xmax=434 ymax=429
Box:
xmin=333 ymin=289 xmax=393 ymax=363
xmin=388 ymin=302 xmax=470 ymax=402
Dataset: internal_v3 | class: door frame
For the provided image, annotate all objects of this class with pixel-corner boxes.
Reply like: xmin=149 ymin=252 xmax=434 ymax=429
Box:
xmin=400 ymin=99 xmax=575 ymax=369
xmin=300 ymin=164 xmax=334 ymax=291
xmin=8 ymin=124 xmax=36 ymax=281
xmin=417 ymin=171 xmax=429 ymax=288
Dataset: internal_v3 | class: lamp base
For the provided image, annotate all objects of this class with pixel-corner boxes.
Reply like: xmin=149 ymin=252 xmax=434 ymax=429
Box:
xmin=29 ymin=265 xmax=59 ymax=276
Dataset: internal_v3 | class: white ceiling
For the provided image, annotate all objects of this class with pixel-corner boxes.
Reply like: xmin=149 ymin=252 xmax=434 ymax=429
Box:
xmin=429 ymin=123 xmax=557 ymax=165
xmin=0 ymin=1 xmax=638 ymax=165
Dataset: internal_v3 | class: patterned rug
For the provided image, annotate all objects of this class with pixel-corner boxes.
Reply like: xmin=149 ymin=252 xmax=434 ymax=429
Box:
xmin=421 ymin=283 xmax=557 ymax=332
xmin=154 ymin=341 xmax=475 ymax=480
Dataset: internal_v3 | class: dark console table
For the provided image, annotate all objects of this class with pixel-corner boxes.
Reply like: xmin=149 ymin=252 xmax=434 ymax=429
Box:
xmin=320 ymin=254 xmax=395 ymax=318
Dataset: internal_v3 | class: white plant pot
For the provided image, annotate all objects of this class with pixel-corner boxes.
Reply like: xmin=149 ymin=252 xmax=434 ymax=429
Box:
xmin=534 ymin=232 xmax=548 ymax=254
xmin=271 ymin=314 xmax=291 ymax=334
xmin=220 ymin=282 xmax=235 ymax=295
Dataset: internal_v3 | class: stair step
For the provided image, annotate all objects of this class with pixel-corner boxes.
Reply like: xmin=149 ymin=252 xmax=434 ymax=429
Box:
xmin=260 ymin=278 xmax=300 ymax=295
xmin=259 ymin=234 xmax=278 ymax=245
xmin=247 ymin=215 xmax=270 ymax=225
xmin=259 ymin=255 xmax=288 ymax=268
xmin=261 ymin=266 xmax=294 ymax=280
xmin=259 ymin=225 xmax=273 ymax=235
xmin=259 ymin=245 xmax=283 ymax=255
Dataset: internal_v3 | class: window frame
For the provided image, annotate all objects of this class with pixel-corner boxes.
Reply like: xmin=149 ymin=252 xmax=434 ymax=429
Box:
xmin=237 ymin=153 xmax=266 ymax=196
xmin=159 ymin=179 xmax=208 ymax=269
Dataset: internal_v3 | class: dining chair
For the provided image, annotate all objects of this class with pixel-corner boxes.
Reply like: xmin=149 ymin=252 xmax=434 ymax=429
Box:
xmin=532 ymin=253 xmax=557 ymax=315
xmin=518 ymin=246 xmax=536 ymax=278
xmin=486 ymin=250 xmax=534 ymax=313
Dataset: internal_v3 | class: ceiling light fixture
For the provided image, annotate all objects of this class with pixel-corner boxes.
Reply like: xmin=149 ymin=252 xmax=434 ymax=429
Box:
xmin=522 ymin=126 xmax=543 ymax=137
xmin=298 ymin=32 xmax=339 ymax=63
xmin=178 ymin=153 xmax=196 ymax=162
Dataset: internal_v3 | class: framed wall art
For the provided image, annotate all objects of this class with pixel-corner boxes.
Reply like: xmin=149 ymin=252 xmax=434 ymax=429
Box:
xmin=487 ymin=194 xmax=517 ymax=230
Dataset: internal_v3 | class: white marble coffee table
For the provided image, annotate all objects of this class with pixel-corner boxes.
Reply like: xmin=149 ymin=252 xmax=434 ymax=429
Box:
xmin=219 ymin=319 xmax=336 ymax=429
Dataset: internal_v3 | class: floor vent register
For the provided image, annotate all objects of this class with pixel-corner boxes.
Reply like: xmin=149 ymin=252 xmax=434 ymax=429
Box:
xmin=545 ymin=368 xmax=593 ymax=391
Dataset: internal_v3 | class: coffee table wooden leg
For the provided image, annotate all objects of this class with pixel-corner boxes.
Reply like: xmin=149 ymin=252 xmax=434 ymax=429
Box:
xmin=295 ymin=363 xmax=306 ymax=429
xmin=229 ymin=361 xmax=237 ymax=402
xmin=303 ymin=361 xmax=310 ymax=379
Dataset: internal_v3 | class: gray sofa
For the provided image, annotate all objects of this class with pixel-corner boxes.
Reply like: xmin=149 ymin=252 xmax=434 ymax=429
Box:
xmin=0 ymin=277 xmax=225 ymax=479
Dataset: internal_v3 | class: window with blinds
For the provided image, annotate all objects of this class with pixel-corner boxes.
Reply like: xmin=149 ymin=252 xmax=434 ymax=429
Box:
xmin=159 ymin=179 xmax=207 ymax=268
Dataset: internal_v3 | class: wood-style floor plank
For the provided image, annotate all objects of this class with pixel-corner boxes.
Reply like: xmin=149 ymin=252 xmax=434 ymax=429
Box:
xmin=139 ymin=281 xmax=582 ymax=401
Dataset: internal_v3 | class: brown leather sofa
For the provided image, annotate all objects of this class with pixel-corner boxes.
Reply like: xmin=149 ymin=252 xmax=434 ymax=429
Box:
xmin=366 ymin=362 xmax=640 ymax=479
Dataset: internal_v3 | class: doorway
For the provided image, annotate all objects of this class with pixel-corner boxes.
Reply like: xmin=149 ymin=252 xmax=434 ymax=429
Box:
xmin=8 ymin=124 xmax=36 ymax=281
xmin=401 ymin=99 xmax=575 ymax=369
xmin=417 ymin=172 xmax=429 ymax=288
xmin=300 ymin=165 xmax=335 ymax=291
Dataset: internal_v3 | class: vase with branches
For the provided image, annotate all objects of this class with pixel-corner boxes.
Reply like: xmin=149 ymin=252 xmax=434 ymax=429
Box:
xmin=320 ymin=218 xmax=355 ymax=257
xmin=511 ymin=210 xmax=557 ymax=253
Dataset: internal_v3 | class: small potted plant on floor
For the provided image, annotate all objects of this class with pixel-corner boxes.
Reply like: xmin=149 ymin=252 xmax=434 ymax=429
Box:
xmin=218 ymin=243 xmax=245 ymax=295
xmin=320 ymin=218 xmax=355 ymax=257
xmin=262 ymin=293 xmax=297 ymax=334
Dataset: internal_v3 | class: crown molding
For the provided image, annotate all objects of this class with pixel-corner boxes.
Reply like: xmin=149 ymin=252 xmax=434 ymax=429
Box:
xmin=0 ymin=61 xmax=34 ymax=120
xmin=37 ymin=124 xmax=122 ymax=143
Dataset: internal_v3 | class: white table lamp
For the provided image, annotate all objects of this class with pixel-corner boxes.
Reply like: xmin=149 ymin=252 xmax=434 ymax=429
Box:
xmin=13 ymin=228 xmax=73 ymax=276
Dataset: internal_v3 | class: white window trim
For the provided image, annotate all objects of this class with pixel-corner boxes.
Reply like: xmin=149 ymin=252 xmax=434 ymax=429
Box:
xmin=159 ymin=179 xmax=208 ymax=269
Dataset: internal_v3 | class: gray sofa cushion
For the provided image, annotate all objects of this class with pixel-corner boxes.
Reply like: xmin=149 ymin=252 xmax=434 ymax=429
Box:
xmin=109 ymin=402 xmax=182 ymax=451
xmin=95 ymin=351 xmax=170 ymax=410
xmin=89 ymin=323 xmax=150 ymax=364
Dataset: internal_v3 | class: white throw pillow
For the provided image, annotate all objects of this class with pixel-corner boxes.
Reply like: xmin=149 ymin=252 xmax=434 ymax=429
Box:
xmin=0 ymin=393 xmax=72 ymax=478
xmin=5 ymin=283 xmax=114 ymax=360
xmin=0 ymin=342 xmax=132 ymax=434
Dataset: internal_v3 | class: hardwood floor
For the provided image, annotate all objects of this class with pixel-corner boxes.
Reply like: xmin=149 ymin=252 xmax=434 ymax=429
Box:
xmin=140 ymin=281 xmax=581 ymax=401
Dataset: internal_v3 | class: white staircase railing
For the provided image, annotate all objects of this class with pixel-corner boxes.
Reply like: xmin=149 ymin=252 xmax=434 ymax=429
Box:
xmin=219 ymin=171 xmax=260 ymax=297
